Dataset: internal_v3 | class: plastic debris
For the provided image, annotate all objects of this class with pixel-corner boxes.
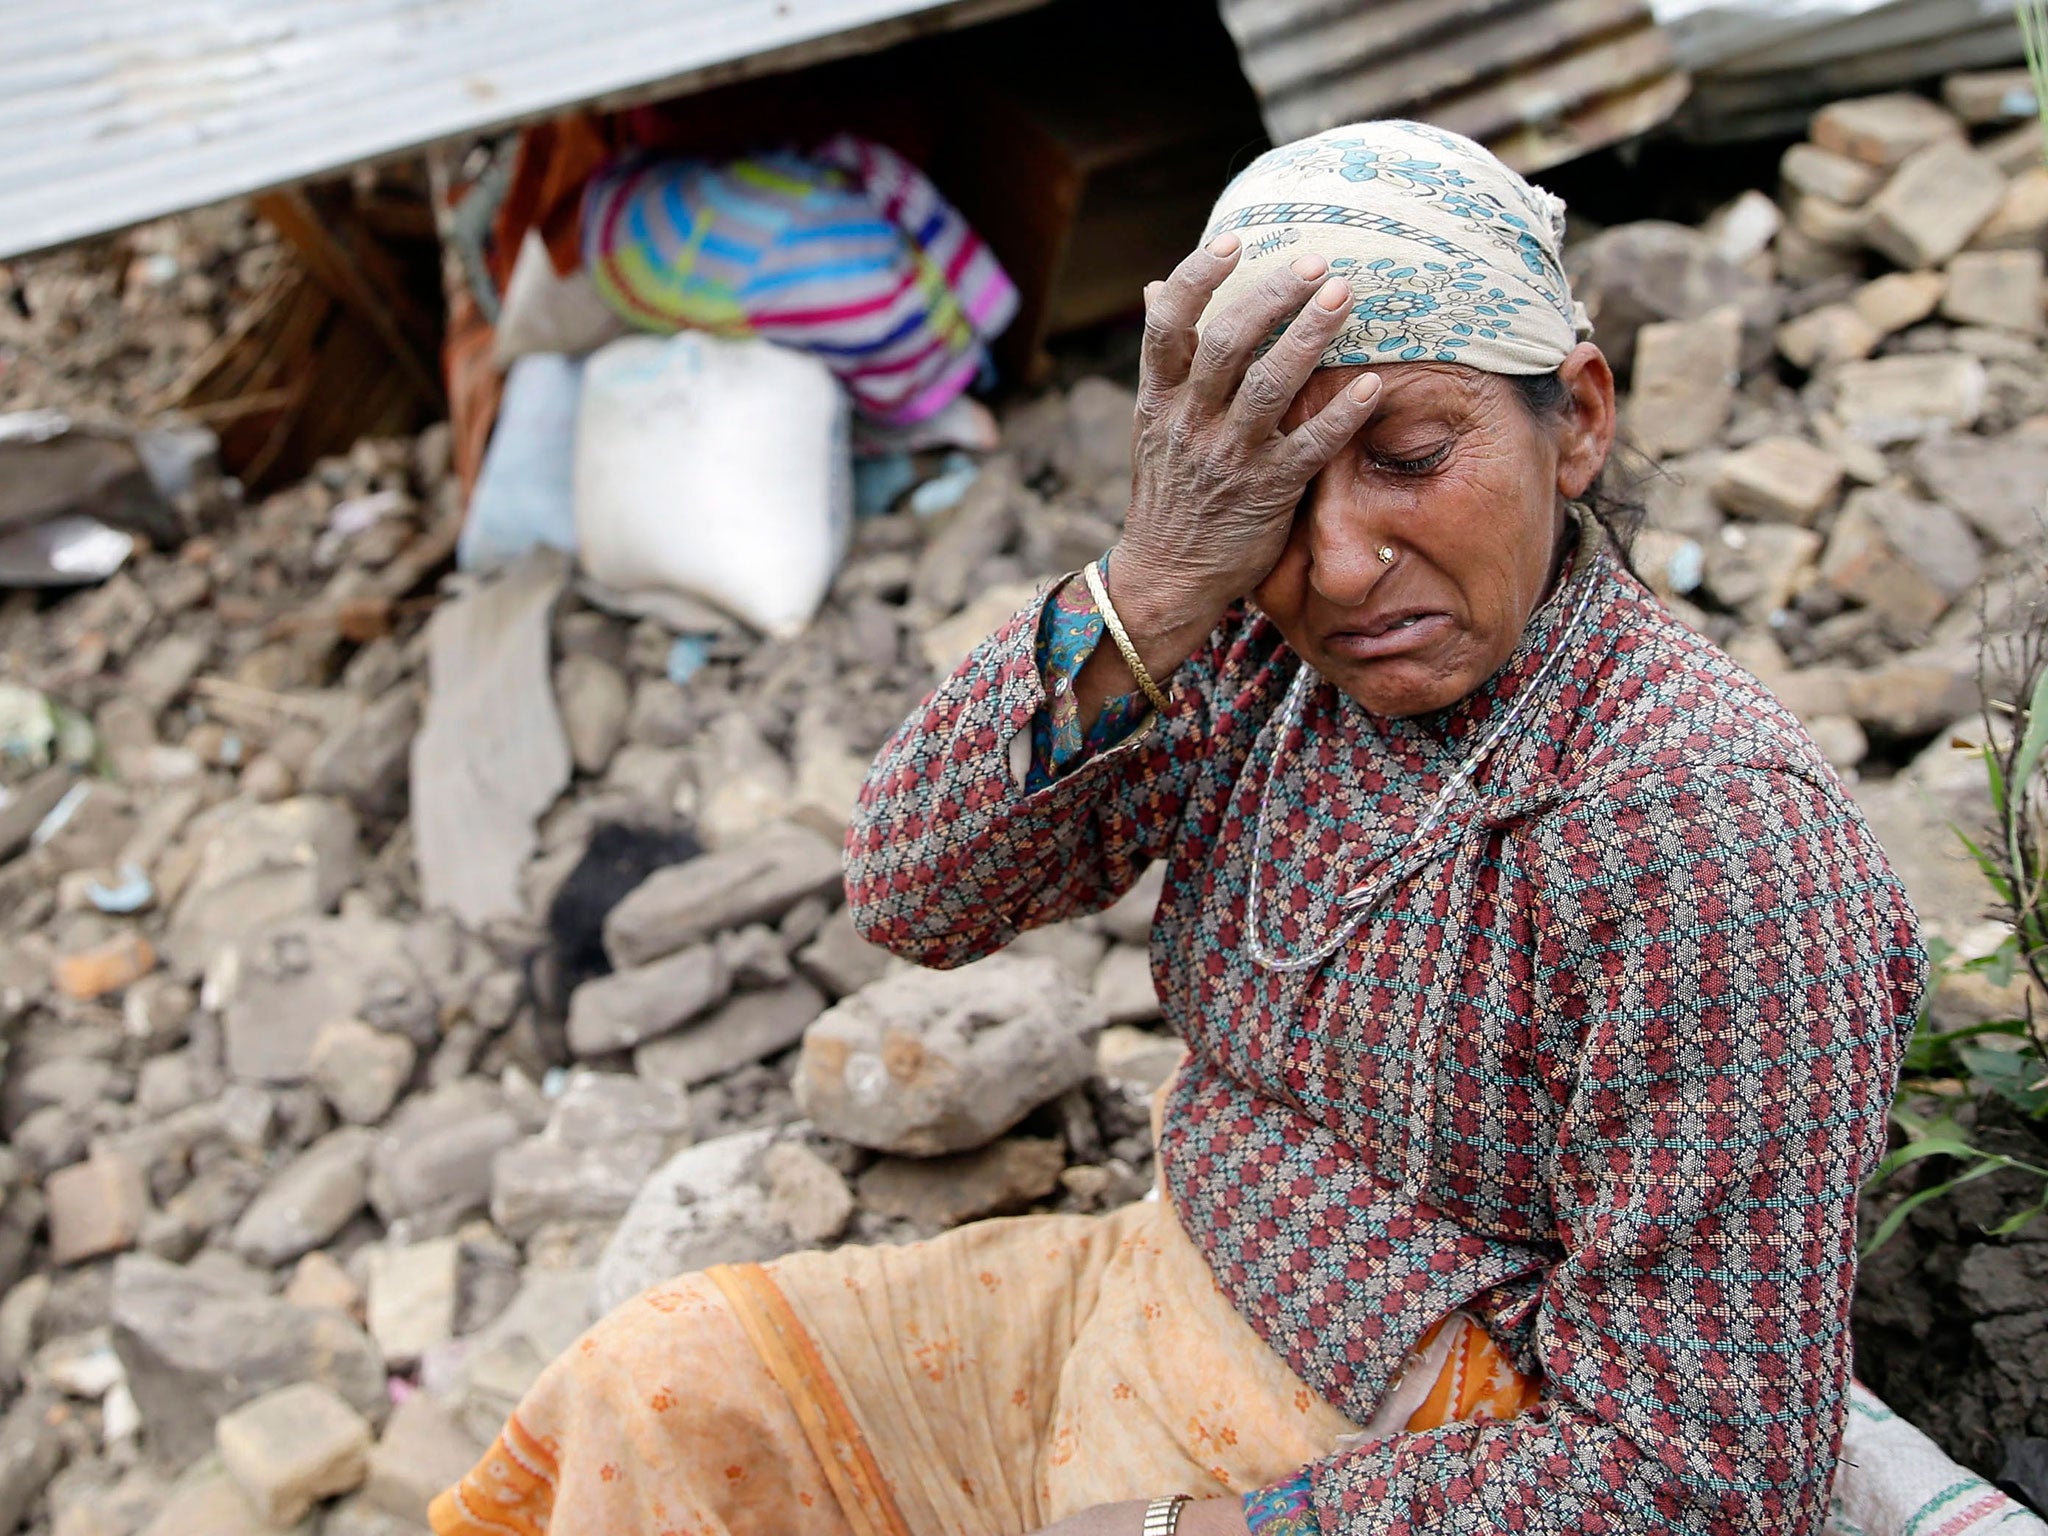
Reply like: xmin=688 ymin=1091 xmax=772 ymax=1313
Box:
xmin=87 ymin=864 xmax=156 ymax=915
xmin=666 ymin=635 xmax=714 ymax=686
xmin=908 ymin=453 xmax=982 ymax=520
xmin=854 ymin=454 xmax=918 ymax=519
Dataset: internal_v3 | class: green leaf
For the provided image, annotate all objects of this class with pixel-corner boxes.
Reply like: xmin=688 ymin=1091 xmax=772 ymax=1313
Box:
xmin=1862 ymin=1162 xmax=2006 ymax=1256
xmin=1952 ymin=825 xmax=2017 ymax=904
xmin=1985 ymin=746 xmax=2010 ymax=823
xmin=1903 ymin=1016 xmax=2031 ymax=1076
xmin=1989 ymin=1201 xmax=2048 ymax=1237
xmin=1926 ymin=934 xmax=1957 ymax=970
xmin=2014 ymin=664 xmax=2048 ymax=798
xmin=1959 ymin=1043 xmax=2048 ymax=1117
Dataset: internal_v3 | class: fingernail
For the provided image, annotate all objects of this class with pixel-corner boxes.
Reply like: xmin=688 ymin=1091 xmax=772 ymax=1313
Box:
xmin=1291 ymin=254 xmax=1328 ymax=280
xmin=1209 ymin=233 xmax=1240 ymax=257
xmin=1348 ymin=373 xmax=1381 ymax=403
xmin=1315 ymin=276 xmax=1349 ymax=311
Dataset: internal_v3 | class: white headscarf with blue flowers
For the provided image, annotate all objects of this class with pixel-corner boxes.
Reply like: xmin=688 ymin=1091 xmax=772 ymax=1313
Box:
xmin=1199 ymin=120 xmax=1592 ymax=375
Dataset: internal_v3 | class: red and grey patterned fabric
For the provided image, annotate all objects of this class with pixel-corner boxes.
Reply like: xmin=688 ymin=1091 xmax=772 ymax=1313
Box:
xmin=844 ymin=520 xmax=1926 ymax=1536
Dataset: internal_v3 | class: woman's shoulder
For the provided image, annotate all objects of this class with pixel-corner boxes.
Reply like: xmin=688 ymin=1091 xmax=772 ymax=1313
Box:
xmin=1559 ymin=558 xmax=1842 ymax=802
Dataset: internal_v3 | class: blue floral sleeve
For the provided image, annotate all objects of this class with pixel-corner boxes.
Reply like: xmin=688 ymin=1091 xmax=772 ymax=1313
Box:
xmin=1244 ymin=1472 xmax=1317 ymax=1536
xmin=1027 ymin=562 xmax=1147 ymax=792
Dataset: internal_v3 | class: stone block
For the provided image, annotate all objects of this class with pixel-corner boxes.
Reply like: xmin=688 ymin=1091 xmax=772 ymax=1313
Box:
xmin=1811 ymin=92 xmax=1964 ymax=168
xmin=1910 ymin=433 xmax=2048 ymax=551
xmin=230 ymin=1128 xmax=372 ymax=1267
xmin=283 ymin=1251 xmax=363 ymax=1317
xmin=487 ymin=1134 xmax=669 ymax=1240
xmin=856 ymin=1138 xmax=1067 ymax=1229
xmin=795 ymin=954 xmax=1104 ymax=1156
xmin=46 ymin=1154 xmax=147 ymax=1266
xmin=1831 ymin=354 xmax=1987 ymax=444
xmin=1941 ymin=68 xmax=2038 ymax=125
xmin=1786 ymin=193 xmax=1867 ymax=252
xmin=761 ymin=1141 xmax=855 ymax=1245
xmin=1704 ymin=190 xmax=1783 ymax=266
xmin=1821 ymin=488 xmax=1983 ymax=633
xmin=208 ymin=913 xmax=430 ymax=1084
xmin=1781 ymin=142 xmax=1883 ymax=205
xmin=794 ymin=906 xmax=893 ymax=999
xmin=602 ymin=823 xmax=844 ymax=969
xmin=1701 ymin=524 xmax=1822 ymax=621
xmin=553 ymin=653 xmax=630 ymax=778
xmin=310 ymin=1019 xmax=416 ymax=1125
xmin=216 ymin=1381 xmax=371 ymax=1528
xmin=365 ymin=1239 xmax=460 ymax=1369
xmin=1626 ymin=306 xmax=1741 ymax=459
xmin=1970 ymin=167 xmax=2048 ymax=251
xmin=368 ymin=1081 xmax=521 ymax=1225
xmin=52 ymin=932 xmax=156 ymax=1002
xmin=1863 ymin=141 xmax=2008 ymax=268
xmin=631 ymin=979 xmax=826 ymax=1088
xmin=1851 ymin=271 xmax=1945 ymax=336
xmin=1941 ymin=249 xmax=2044 ymax=334
xmin=163 ymin=797 xmax=360 ymax=974
xmin=1775 ymin=303 xmax=1877 ymax=370
xmin=361 ymin=1394 xmax=481 ymax=1525
xmin=1708 ymin=437 xmax=1845 ymax=525
xmin=567 ymin=943 xmax=729 ymax=1057
xmin=1092 ymin=944 xmax=1161 ymax=1026
xmin=0 ymin=1391 xmax=66 ymax=1534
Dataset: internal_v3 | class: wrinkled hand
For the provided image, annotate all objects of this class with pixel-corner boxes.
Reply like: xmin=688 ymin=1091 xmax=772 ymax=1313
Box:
xmin=1112 ymin=236 xmax=1383 ymax=641
xmin=1032 ymin=1497 xmax=1252 ymax=1536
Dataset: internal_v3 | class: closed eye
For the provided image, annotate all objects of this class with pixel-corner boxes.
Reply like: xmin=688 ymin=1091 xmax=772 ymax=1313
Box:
xmin=1369 ymin=441 xmax=1451 ymax=476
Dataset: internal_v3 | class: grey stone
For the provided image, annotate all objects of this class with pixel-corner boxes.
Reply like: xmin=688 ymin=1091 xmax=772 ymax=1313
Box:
xmin=361 ymin=1394 xmax=481 ymax=1525
xmin=487 ymin=1134 xmax=671 ymax=1240
xmin=365 ymin=1239 xmax=460 ymax=1369
xmin=208 ymin=914 xmax=430 ymax=1084
xmin=0 ymin=1391 xmax=66 ymax=1534
xmin=46 ymin=1153 xmax=148 ymax=1266
xmin=590 ymin=1126 xmax=815 ymax=1315
xmin=1095 ymin=862 xmax=1167 ymax=947
xmin=306 ymin=691 xmax=420 ymax=820
xmin=1564 ymin=221 xmax=1779 ymax=377
xmin=1091 ymin=944 xmax=1161 ymax=1026
xmin=110 ymin=1253 xmax=383 ymax=1466
xmin=309 ymin=1020 xmax=416 ymax=1125
xmin=794 ymin=954 xmax=1104 ymax=1156
xmin=1812 ymin=92 xmax=1964 ymax=168
xmin=1843 ymin=656 xmax=1978 ymax=739
xmin=1941 ymin=249 xmax=2045 ymax=334
xmin=216 ymin=1381 xmax=371 ymax=1527
xmin=1007 ymin=921 xmax=1109 ymax=989
xmin=1627 ymin=307 xmax=1741 ymax=458
xmin=1780 ymin=142 xmax=1882 ymax=205
xmin=1958 ymin=1243 xmax=2048 ymax=1315
xmin=554 ymin=653 xmax=630 ymax=777
xmin=1831 ymin=354 xmax=1987 ymax=444
xmin=761 ymin=1142 xmax=855 ymax=1245
xmin=795 ymin=907 xmax=893 ymax=999
xmin=548 ymin=1072 xmax=693 ymax=1147
xmin=1701 ymin=522 xmax=1822 ymax=621
xmin=1097 ymin=1025 xmax=1188 ymax=1094
xmin=856 ymin=1138 xmax=1066 ymax=1229
xmin=1912 ymin=434 xmax=2048 ymax=552
xmin=434 ymin=1269 xmax=591 ymax=1449
xmin=603 ymin=823 xmax=844 ymax=968
xmin=914 ymin=454 xmax=1019 ymax=614
xmin=1052 ymin=378 xmax=1137 ymax=509
xmin=368 ymin=1082 xmax=520 ymax=1226
xmin=230 ymin=1128 xmax=372 ymax=1267
xmin=632 ymin=979 xmax=826 ymax=1088
xmin=1821 ymin=488 xmax=1983 ymax=633
xmin=567 ymin=943 xmax=729 ymax=1057
xmin=163 ymin=798 xmax=360 ymax=973
xmin=715 ymin=925 xmax=794 ymax=989
xmin=140 ymin=1459 xmax=316 ymax=1536
xmin=1852 ymin=271 xmax=1946 ymax=337
xmin=1863 ymin=141 xmax=2005 ymax=269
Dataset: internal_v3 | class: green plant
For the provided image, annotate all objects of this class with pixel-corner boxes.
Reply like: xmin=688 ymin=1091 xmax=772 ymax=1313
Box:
xmin=1863 ymin=579 xmax=2048 ymax=1253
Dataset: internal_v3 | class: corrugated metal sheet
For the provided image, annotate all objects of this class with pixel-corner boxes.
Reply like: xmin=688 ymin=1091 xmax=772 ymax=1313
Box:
xmin=0 ymin=0 xmax=1046 ymax=261
xmin=1216 ymin=0 xmax=1689 ymax=174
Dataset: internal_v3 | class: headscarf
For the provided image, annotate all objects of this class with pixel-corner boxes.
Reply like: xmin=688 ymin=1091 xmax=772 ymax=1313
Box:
xmin=1198 ymin=120 xmax=1592 ymax=375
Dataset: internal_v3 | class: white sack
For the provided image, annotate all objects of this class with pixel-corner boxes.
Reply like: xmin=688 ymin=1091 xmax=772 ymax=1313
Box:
xmin=574 ymin=334 xmax=852 ymax=639
xmin=494 ymin=232 xmax=629 ymax=366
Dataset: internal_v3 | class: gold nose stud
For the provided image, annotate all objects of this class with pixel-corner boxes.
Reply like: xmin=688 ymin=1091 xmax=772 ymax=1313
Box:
xmin=1376 ymin=545 xmax=1396 ymax=565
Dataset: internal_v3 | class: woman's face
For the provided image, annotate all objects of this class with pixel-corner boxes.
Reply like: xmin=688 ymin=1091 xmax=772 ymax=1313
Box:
xmin=1257 ymin=342 xmax=1616 ymax=718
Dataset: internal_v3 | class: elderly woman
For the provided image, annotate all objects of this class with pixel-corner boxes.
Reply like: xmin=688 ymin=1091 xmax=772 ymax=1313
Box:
xmin=434 ymin=122 xmax=1924 ymax=1536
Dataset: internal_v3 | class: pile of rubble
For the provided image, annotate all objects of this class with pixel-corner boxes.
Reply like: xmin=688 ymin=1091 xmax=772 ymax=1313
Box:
xmin=0 ymin=76 xmax=2042 ymax=1534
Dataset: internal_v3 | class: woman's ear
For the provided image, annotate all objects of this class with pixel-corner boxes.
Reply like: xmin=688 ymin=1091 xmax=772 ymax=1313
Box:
xmin=1553 ymin=343 xmax=1616 ymax=501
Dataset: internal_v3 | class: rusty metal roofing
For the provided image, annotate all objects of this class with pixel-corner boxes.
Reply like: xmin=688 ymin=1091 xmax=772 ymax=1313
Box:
xmin=0 ymin=0 xmax=1046 ymax=262
xmin=1216 ymin=0 xmax=1690 ymax=174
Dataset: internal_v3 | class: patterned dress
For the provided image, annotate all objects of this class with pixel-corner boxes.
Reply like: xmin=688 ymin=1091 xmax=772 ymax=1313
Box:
xmin=845 ymin=519 xmax=1927 ymax=1536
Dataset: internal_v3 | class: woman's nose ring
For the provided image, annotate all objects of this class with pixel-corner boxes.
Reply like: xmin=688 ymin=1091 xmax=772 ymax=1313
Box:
xmin=1376 ymin=545 xmax=1396 ymax=565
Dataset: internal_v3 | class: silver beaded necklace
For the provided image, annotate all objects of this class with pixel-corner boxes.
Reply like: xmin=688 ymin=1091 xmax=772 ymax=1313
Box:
xmin=1244 ymin=553 xmax=1602 ymax=974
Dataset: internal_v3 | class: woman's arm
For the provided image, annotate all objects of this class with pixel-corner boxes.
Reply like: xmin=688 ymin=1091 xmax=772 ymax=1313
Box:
xmin=1263 ymin=765 xmax=1925 ymax=1535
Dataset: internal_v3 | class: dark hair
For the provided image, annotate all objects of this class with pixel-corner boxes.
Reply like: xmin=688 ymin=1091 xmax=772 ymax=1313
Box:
xmin=1507 ymin=370 xmax=1646 ymax=566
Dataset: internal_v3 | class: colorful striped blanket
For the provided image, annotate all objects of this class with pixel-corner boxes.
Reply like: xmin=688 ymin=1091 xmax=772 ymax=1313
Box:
xmin=581 ymin=135 xmax=1017 ymax=426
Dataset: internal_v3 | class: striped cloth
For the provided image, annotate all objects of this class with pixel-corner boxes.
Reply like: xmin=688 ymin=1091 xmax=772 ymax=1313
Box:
xmin=581 ymin=134 xmax=1017 ymax=425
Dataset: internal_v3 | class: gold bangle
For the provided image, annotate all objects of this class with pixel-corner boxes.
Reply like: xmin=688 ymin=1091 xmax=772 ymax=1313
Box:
xmin=1082 ymin=559 xmax=1174 ymax=717
xmin=1142 ymin=1495 xmax=1191 ymax=1536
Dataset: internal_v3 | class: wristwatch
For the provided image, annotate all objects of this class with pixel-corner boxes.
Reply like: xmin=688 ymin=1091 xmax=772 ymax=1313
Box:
xmin=1143 ymin=1494 xmax=1192 ymax=1536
